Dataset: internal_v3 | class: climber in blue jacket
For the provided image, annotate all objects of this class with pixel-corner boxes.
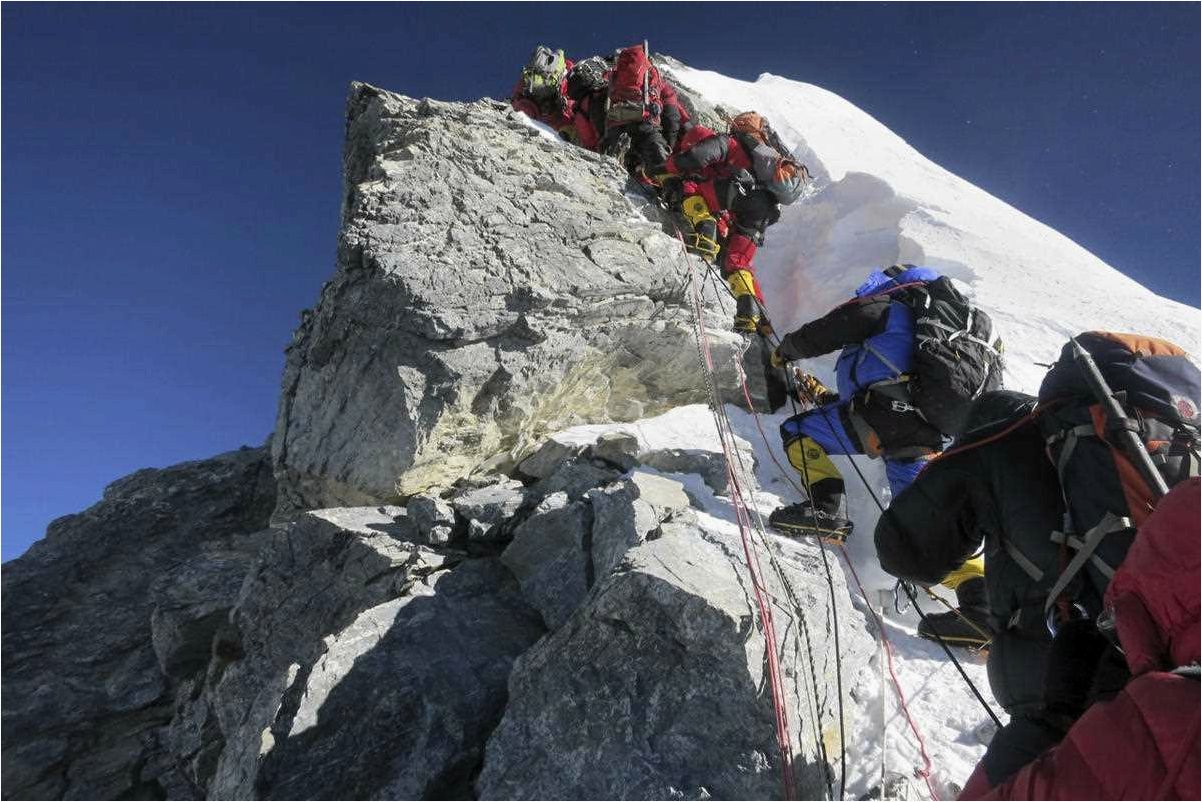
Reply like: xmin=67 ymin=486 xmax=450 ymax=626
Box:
xmin=767 ymin=265 xmax=947 ymax=542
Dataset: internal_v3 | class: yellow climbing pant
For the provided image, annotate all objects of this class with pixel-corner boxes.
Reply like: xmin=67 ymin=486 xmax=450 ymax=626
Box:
xmin=786 ymin=437 xmax=843 ymax=487
xmin=941 ymin=556 xmax=985 ymax=590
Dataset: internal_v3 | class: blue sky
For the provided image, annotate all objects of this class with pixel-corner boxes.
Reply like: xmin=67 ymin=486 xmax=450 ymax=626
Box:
xmin=3 ymin=3 xmax=1198 ymax=560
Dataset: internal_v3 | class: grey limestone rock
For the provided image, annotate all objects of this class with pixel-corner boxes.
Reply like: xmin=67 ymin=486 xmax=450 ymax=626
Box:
xmin=204 ymin=507 xmax=545 ymax=799
xmin=501 ymin=492 xmax=592 ymax=631
xmin=528 ymin=459 xmax=622 ymax=504
xmin=640 ymin=447 xmax=733 ymax=494
xmin=515 ymin=436 xmax=584 ymax=480
xmin=478 ymin=512 xmax=873 ymax=800
xmin=1 ymin=446 xmax=276 ymax=800
xmin=589 ymin=471 xmax=688 ymax=579
xmin=271 ymin=83 xmax=743 ymax=515
xmin=406 ymin=493 xmax=456 ymax=544
xmin=451 ymin=479 xmax=526 ymax=542
xmin=150 ymin=545 xmax=269 ymax=681
xmin=590 ymin=430 xmax=641 ymax=470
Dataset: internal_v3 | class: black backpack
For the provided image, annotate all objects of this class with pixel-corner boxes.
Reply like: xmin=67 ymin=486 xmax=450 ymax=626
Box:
xmin=893 ymin=271 xmax=1003 ymax=437
xmin=565 ymin=56 xmax=608 ymax=101
xmin=1027 ymin=332 xmax=1201 ymax=625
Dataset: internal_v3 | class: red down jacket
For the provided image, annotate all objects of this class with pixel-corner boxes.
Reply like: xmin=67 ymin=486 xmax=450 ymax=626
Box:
xmin=962 ymin=477 xmax=1201 ymax=800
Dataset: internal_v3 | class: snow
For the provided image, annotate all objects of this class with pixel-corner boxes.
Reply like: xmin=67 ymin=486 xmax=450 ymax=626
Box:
xmin=555 ymin=64 xmax=1198 ymax=798
xmin=665 ymin=65 xmax=1200 ymax=394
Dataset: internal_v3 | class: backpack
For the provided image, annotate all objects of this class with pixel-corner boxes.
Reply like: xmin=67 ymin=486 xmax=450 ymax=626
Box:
xmin=1033 ymin=332 xmax=1200 ymax=625
xmin=565 ymin=56 xmax=609 ymax=101
xmin=521 ymin=46 xmax=568 ymax=101
xmin=890 ymin=270 xmax=1003 ymax=436
xmin=729 ymin=113 xmax=810 ymax=205
xmin=606 ymin=43 xmax=661 ymax=126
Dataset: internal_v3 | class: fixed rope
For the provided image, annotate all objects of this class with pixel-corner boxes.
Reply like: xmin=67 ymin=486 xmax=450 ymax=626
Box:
xmin=653 ymin=189 xmax=995 ymax=799
xmin=688 ymin=253 xmax=958 ymax=798
xmin=680 ymin=236 xmax=798 ymax=800
xmin=655 ymin=196 xmax=846 ymax=800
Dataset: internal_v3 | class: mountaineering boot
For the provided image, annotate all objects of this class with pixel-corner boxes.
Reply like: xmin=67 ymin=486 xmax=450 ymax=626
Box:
xmin=681 ymin=195 xmax=720 ymax=262
xmin=768 ymin=477 xmax=852 ymax=543
xmin=917 ymin=576 xmax=993 ymax=648
xmin=727 ymin=269 xmax=761 ymax=333
xmin=733 ymin=294 xmax=759 ymax=333
xmin=767 ymin=504 xmax=853 ymax=544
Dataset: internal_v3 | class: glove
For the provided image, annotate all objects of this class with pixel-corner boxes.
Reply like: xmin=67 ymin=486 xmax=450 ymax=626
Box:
xmin=769 ymin=348 xmax=787 ymax=369
xmin=756 ymin=316 xmax=774 ymax=339
xmin=798 ymin=373 xmax=834 ymax=403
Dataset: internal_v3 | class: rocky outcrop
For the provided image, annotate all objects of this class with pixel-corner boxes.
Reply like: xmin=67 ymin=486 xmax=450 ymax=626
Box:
xmin=479 ymin=469 xmax=871 ymax=800
xmin=270 ymin=83 xmax=744 ymax=515
xmin=2 ymin=75 xmax=873 ymax=802
xmin=194 ymin=508 xmax=545 ymax=800
xmin=1 ymin=446 xmax=276 ymax=800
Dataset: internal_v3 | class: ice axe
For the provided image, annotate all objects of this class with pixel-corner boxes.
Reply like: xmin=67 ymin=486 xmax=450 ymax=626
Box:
xmin=1068 ymin=336 xmax=1169 ymax=500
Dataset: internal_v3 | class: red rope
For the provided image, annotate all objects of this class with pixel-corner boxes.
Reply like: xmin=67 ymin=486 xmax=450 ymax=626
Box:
xmin=734 ymin=360 xmax=942 ymax=800
xmin=683 ymin=239 xmax=797 ymax=800
xmin=838 ymin=548 xmax=941 ymax=801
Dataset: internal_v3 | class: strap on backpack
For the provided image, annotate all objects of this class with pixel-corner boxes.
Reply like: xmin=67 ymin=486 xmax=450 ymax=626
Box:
xmin=1043 ymin=511 xmax=1132 ymax=616
xmin=915 ymin=314 xmax=999 ymax=354
xmin=1172 ymin=664 xmax=1201 ymax=680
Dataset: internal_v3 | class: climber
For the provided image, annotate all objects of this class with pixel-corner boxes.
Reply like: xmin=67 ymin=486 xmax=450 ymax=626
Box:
xmin=510 ymin=45 xmax=606 ymax=150
xmin=561 ymin=54 xmax=610 ymax=152
xmin=599 ymin=43 xmax=690 ymax=175
xmin=959 ymin=478 xmax=1200 ymax=800
xmin=655 ymin=111 xmax=808 ymax=333
xmin=766 ymin=265 xmax=963 ymax=542
xmin=875 ymin=332 xmax=1199 ymax=782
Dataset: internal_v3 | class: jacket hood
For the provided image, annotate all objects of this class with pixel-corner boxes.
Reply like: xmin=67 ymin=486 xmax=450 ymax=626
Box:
xmin=853 ymin=265 xmax=940 ymax=298
xmin=1104 ymin=477 xmax=1200 ymax=675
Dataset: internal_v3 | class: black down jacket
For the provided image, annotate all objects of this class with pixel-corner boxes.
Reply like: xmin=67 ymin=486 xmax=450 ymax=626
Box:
xmin=874 ymin=390 xmax=1065 ymax=715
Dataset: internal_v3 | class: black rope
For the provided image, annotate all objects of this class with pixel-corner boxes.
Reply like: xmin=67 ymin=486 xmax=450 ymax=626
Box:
xmin=792 ymin=417 xmax=848 ymax=800
xmin=800 ymin=401 xmax=1005 ymax=730
xmin=665 ymin=211 xmax=842 ymax=800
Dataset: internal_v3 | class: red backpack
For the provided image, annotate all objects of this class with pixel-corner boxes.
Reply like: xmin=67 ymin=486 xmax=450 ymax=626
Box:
xmin=606 ymin=43 xmax=662 ymax=127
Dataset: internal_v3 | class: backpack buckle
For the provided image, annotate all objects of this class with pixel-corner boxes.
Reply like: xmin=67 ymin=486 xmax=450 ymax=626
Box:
xmin=1045 ymin=601 xmax=1089 ymax=637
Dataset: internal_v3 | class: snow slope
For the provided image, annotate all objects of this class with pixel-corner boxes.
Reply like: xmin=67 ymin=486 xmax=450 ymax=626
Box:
xmin=667 ymin=65 xmax=1199 ymax=393
xmin=667 ymin=63 xmax=1200 ymax=591
xmin=602 ymin=66 xmax=1196 ymax=798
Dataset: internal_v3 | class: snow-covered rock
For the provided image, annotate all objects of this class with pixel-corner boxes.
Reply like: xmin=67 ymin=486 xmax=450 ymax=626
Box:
xmin=479 ymin=506 xmax=870 ymax=800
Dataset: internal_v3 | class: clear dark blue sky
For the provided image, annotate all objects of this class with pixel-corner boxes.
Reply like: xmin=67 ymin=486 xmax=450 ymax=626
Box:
xmin=3 ymin=3 xmax=1198 ymax=559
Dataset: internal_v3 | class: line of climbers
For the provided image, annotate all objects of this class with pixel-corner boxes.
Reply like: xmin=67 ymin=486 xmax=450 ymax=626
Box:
xmin=758 ymin=261 xmax=1199 ymax=796
xmin=511 ymin=43 xmax=1200 ymax=801
xmin=511 ymin=43 xmax=808 ymax=334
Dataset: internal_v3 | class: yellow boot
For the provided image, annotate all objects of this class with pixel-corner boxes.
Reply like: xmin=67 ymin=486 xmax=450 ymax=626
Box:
xmin=680 ymin=196 xmax=720 ymax=262
xmin=727 ymin=270 xmax=761 ymax=333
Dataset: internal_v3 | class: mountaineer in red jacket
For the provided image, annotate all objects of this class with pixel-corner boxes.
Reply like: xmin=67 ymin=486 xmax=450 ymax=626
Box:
xmin=657 ymin=112 xmax=808 ymax=333
xmin=510 ymin=46 xmax=605 ymax=151
xmin=600 ymin=43 xmax=691 ymax=174
xmin=960 ymin=477 xmax=1201 ymax=800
